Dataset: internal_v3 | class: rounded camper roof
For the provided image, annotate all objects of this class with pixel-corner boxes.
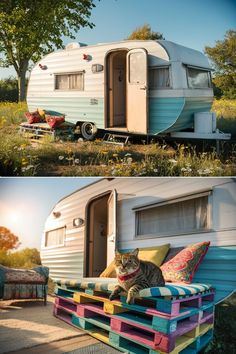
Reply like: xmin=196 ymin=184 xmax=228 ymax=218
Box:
xmin=157 ymin=40 xmax=212 ymax=69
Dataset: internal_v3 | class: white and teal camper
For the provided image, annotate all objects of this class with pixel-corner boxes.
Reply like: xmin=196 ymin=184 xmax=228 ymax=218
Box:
xmin=27 ymin=40 xmax=230 ymax=140
xmin=41 ymin=177 xmax=236 ymax=304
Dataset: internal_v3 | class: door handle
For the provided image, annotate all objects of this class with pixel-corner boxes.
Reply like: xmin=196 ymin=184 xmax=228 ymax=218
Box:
xmin=140 ymin=86 xmax=147 ymax=90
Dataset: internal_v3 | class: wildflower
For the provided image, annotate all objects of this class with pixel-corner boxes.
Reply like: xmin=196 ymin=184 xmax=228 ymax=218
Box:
xmin=25 ymin=165 xmax=34 ymax=170
xmin=58 ymin=156 xmax=64 ymax=160
xmin=153 ymin=169 xmax=158 ymax=173
xmin=78 ymin=138 xmax=83 ymax=142
xmin=74 ymin=158 xmax=80 ymax=164
xmin=127 ymin=157 xmax=133 ymax=165
xmin=169 ymin=159 xmax=177 ymax=164
xmin=181 ymin=167 xmax=187 ymax=172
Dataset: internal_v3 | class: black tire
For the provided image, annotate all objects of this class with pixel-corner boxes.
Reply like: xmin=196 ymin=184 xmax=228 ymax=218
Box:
xmin=80 ymin=122 xmax=97 ymax=140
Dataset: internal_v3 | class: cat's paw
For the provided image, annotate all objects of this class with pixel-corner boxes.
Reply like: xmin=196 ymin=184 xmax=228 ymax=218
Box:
xmin=109 ymin=293 xmax=116 ymax=301
xmin=126 ymin=295 xmax=135 ymax=304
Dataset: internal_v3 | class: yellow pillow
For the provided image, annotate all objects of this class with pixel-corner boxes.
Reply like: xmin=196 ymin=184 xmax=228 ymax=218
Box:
xmin=99 ymin=244 xmax=170 ymax=278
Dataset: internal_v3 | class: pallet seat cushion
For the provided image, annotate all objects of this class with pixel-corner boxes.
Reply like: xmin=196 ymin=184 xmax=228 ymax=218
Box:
xmin=55 ymin=277 xmax=212 ymax=298
xmin=160 ymin=241 xmax=210 ymax=284
xmin=100 ymin=243 xmax=170 ymax=278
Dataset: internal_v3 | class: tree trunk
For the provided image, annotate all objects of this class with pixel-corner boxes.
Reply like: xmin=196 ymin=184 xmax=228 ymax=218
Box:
xmin=18 ymin=72 xmax=27 ymax=102
xmin=18 ymin=60 xmax=28 ymax=102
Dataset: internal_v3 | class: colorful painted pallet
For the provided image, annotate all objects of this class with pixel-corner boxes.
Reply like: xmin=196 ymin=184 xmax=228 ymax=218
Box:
xmin=54 ymin=303 xmax=213 ymax=354
xmin=55 ymin=296 xmax=213 ymax=353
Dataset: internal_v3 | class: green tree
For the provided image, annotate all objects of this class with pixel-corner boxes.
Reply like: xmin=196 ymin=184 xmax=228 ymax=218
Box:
xmin=0 ymin=0 xmax=97 ymax=101
xmin=127 ymin=24 xmax=164 ymax=40
xmin=205 ymin=30 xmax=236 ymax=98
xmin=0 ymin=226 xmax=20 ymax=251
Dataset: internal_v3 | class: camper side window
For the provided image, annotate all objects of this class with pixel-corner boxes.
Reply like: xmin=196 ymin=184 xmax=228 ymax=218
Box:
xmin=45 ymin=227 xmax=65 ymax=247
xmin=135 ymin=195 xmax=210 ymax=237
xmin=149 ymin=67 xmax=171 ymax=89
xmin=187 ymin=67 xmax=212 ymax=88
xmin=55 ymin=72 xmax=84 ymax=90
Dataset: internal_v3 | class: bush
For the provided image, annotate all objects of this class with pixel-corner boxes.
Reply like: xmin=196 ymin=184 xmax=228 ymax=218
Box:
xmin=0 ymin=77 xmax=18 ymax=102
xmin=0 ymin=248 xmax=41 ymax=268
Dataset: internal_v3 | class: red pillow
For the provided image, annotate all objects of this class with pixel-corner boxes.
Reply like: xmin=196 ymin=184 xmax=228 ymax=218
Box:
xmin=46 ymin=115 xmax=65 ymax=129
xmin=25 ymin=111 xmax=42 ymax=124
xmin=160 ymin=241 xmax=210 ymax=283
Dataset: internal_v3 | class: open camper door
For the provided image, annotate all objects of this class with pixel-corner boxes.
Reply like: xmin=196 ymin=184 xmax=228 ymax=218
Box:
xmin=127 ymin=48 xmax=148 ymax=133
xmin=107 ymin=189 xmax=117 ymax=264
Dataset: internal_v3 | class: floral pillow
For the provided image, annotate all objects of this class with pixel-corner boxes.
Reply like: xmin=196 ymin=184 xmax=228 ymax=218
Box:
xmin=160 ymin=241 xmax=210 ymax=283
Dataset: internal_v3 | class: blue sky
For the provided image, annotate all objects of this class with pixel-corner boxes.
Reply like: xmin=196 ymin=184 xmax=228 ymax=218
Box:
xmin=0 ymin=0 xmax=235 ymax=79
xmin=0 ymin=178 xmax=99 ymax=250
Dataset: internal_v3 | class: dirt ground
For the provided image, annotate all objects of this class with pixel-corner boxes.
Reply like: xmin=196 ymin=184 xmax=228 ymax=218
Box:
xmin=0 ymin=296 xmax=98 ymax=354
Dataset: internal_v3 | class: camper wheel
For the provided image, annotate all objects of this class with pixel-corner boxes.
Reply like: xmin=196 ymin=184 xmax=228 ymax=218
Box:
xmin=80 ymin=122 xmax=98 ymax=140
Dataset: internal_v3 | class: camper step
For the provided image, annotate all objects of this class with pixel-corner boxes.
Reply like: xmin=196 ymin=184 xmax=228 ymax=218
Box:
xmin=54 ymin=296 xmax=213 ymax=353
xmin=73 ymin=289 xmax=215 ymax=317
xmin=54 ymin=304 xmax=213 ymax=354
xmin=19 ymin=122 xmax=75 ymax=141
xmin=103 ymin=133 xmax=131 ymax=146
xmin=56 ymin=294 xmax=214 ymax=336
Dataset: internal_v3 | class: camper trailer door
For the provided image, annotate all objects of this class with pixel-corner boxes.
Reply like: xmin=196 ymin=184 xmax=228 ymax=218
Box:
xmin=127 ymin=48 xmax=148 ymax=133
xmin=107 ymin=189 xmax=117 ymax=264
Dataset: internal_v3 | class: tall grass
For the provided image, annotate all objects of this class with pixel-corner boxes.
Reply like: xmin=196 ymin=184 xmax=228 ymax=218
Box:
xmin=0 ymin=100 xmax=235 ymax=176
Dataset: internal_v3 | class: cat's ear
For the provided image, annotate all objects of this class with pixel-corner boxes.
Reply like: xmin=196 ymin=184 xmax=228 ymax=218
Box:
xmin=132 ymin=248 xmax=139 ymax=257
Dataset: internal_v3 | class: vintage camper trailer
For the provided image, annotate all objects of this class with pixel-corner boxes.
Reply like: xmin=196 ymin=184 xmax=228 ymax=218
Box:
xmin=27 ymin=40 xmax=230 ymax=141
xmin=41 ymin=177 xmax=236 ymax=304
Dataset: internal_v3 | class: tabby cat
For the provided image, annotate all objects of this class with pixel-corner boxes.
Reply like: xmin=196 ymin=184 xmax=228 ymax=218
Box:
xmin=109 ymin=248 xmax=165 ymax=304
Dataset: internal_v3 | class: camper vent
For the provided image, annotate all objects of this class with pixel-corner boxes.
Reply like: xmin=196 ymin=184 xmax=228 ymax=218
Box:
xmin=66 ymin=42 xmax=87 ymax=50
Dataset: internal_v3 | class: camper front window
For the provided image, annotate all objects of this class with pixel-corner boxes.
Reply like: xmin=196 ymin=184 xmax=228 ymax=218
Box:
xmin=149 ymin=67 xmax=171 ymax=89
xmin=135 ymin=194 xmax=210 ymax=237
xmin=187 ymin=67 xmax=212 ymax=88
xmin=45 ymin=227 xmax=65 ymax=247
xmin=55 ymin=72 xmax=84 ymax=90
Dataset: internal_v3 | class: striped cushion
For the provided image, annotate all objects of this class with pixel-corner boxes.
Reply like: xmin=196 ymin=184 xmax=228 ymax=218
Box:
xmin=55 ymin=277 xmax=211 ymax=297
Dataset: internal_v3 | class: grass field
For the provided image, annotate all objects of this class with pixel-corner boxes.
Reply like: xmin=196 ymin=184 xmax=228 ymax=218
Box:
xmin=0 ymin=100 xmax=235 ymax=176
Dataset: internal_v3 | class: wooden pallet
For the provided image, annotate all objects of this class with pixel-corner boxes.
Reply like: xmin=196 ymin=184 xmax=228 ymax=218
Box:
xmin=19 ymin=122 xmax=75 ymax=141
xmin=54 ymin=303 xmax=213 ymax=354
xmin=55 ymin=296 xmax=213 ymax=353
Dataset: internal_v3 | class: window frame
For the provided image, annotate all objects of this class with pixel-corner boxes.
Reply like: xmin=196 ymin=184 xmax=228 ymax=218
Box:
xmin=54 ymin=71 xmax=85 ymax=91
xmin=134 ymin=191 xmax=212 ymax=239
xmin=149 ymin=65 xmax=172 ymax=90
xmin=185 ymin=65 xmax=212 ymax=89
xmin=44 ymin=226 xmax=66 ymax=248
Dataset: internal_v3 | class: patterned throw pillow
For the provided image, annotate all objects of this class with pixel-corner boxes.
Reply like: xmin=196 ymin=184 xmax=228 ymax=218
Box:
xmin=25 ymin=111 xmax=42 ymax=124
xmin=45 ymin=115 xmax=65 ymax=128
xmin=160 ymin=241 xmax=210 ymax=283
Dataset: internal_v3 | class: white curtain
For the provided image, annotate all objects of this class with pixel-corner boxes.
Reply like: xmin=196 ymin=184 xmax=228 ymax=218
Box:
xmin=45 ymin=227 xmax=65 ymax=247
xmin=137 ymin=196 xmax=208 ymax=236
xmin=55 ymin=75 xmax=68 ymax=90
xmin=149 ymin=68 xmax=170 ymax=89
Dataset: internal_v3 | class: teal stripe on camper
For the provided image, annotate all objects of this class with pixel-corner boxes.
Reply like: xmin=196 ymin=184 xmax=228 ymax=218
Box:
xmin=27 ymin=97 xmax=105 ymax=129
xmin=164 ymin=97 xmax=213 ymax=133
xmin=149 ymin=97 xmax=185 ymax=135
xmin=149 ymin=97 xmax=213 ymax=135
xmin=193 ymin=246 xmax=236 ymax=304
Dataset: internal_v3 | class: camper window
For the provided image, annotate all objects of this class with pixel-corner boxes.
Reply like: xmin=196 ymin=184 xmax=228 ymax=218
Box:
xmin=149 ymin=67 xmax=171 ymax=89
xmin=45 ymin=226 xmax=65 ymax=247
xmin=55 ymin=72 xmax=84 ymax=90
xmin=135 ymin=195 xmax=210 ymax=237
xmin=129 ymin=52 xmax=146 ymax=84
xmin=187 ymin=67 xmax=212 ymax=88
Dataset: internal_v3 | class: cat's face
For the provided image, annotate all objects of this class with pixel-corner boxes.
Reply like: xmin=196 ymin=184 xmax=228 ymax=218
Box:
xmin=114 ymin=248 xmax=140 ymax=275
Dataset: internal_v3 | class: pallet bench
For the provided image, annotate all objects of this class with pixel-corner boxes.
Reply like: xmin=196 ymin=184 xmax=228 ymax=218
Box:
xmin=53 ymin=283 xmax=215 ymax=354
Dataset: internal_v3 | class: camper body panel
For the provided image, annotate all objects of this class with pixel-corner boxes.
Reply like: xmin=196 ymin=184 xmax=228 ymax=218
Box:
xmin=41 ymin=178 xmax=236 ymax=303
xmin=27 ymin=40 xmax=213 ymax=135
